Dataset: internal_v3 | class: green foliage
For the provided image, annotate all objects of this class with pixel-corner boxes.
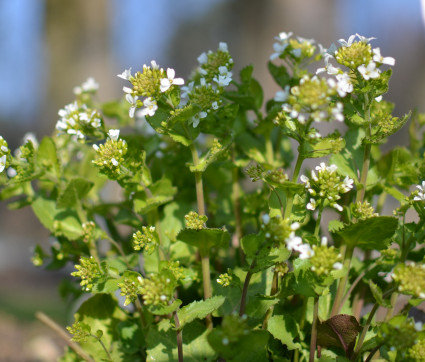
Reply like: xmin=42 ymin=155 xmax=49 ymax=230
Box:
xmin=1 ymin=32 xmax=424 ymax=361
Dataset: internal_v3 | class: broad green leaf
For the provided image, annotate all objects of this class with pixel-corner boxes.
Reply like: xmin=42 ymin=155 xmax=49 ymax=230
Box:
xmin=268 ymin=61 xmax=291 ymax=88
xmin=235 ymin=132 xmax=267 ymax=164
xmin=57 ymin=178 xmax=93 ymax=208
xmin=267 ymin=314 xmax=301 ymax=350
xmin=302 ymin=133 xmax=345 ymax=159
xmin=177 ymin=227 xmax=230 ymax=256
xmin=177 ymin=296 xmax=225 ymax=329
xmin=167 ymin=104 xmax=200 ymax=127
xmin=36 ymin=137 xmax=60 ymax=176
xmin=117 ymin=320 xmax=145 ymax=354
xmin=146 ymin=319 xmax=216 ymax=362
xmin=245 ymin=296 xmax=278 ymax=318
xmin=241 ymin=233 xmax=263 ymax=259
xmin=336 ymin=216 xmax=398 ymax=250
xmin=31 ymin=196 xmax=83 ymax=240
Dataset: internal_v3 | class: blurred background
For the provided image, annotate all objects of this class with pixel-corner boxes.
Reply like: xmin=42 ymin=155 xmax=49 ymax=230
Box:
xmin=1 ymin=0 xmax=425 ymax=360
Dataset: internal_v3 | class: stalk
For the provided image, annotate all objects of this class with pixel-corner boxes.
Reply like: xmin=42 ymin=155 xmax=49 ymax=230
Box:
xmin=314 ymin=204 xmax=324 ymax=238
xmin=36 ymin=312 xmax=95 ymax=362
xmin=231 ymin=147 xmax=244 ymax=263
xmin=330 ymin=244 xmax=354 ymax=317
xmin=261 ymin=270 xmax=279 ymax=329
xmin=309 ymin=296 xmax=320 ymax=362
xmin=351 ymin=303 xmax=379 ymax=361
xmin=173 ymin=310 xmax=184 ymax=362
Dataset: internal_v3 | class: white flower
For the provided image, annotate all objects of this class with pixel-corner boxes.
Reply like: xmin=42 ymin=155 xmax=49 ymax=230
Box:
xmin=125 ymin=94 xmax=139 ymax=118
xmin=331 ymin=102 xmax=344 ymax=122
xmin=333 ymin=262 xmax=343 ymax=270
xmin=274 ymin=85 xmax=290 ymax=102
xmin=291 ymin=48 xmax=302 ymax=58
xmin=358 ymin=62 xmax=380 ymax=80
xmin=414 ymin=321 xmax=423 ymax=332
xmin=218 ymin=42 xmax=228 ymax=52
xmin=338 ymin=34 xmax=357 ymax=47
xmin=123 ymin=86 xmax=133 ymax=94
xmin=7 ymin=167 xmax=16 ymax=178
xmin=160 ymin=68 xmax=184 ymax=93
xmin=341 ymin=176 xmax=354 ymax=192
xmin=190 ymin=111 xmax=207 ymax=128
xmin=213 ymin=66 xmax=232 ymax=87
xmin=414 ymin=181 xmax=425 ymax=201
xmin=111 ymin=158 xmax=119 ymax=167
xmin=197 ymin=52 xmax=208 ymax=65
xmin=262 ymin=214 xmax=270 ymax=225
xmin=356 ymin=33 xmax=376 ymax=43
xmin=300 ymin=175 xmax=310 ymax=187
xmin=117 ymin=68 xmax=132 ymax=80
xmin=150 ymin=60 xmax=159 ymax=70
xmin=307 ymin=198 xmax=317 ymax=210
xmin=286 ymin=232 xmax=303 ymax=251
xmin=316 ymin=53 xmax=340 ymax=75
xmin=375 ymin=96 xmax=383 ymax=102
xmin=93 ymin=144 xmax=99 ymax=151
xmin=0 ymin=155 xmax=6 ymax=173
xmin=270 ymin=32 xmax=292 ymax=60
xmin=181 ymin=81 xmax=194 ymax=100
xmin=321 ymin=237 xmax=328 ymax=246
xmin=332 ymin=203 xmax=344 ymax=212
xmin=139 ymin=97 xmax=158 ymax=117
xmin=81 ymin=77 xmax=99 ymax=92
xmin=297 ymin=243 xmax=314 ymax=259
xmin=108 ymin=129 xmax=120 ymax=141
xmin=372 ymin=48 xmax=395 ymax=66
xmin=336 ymin=73 xmax=353 ymax=96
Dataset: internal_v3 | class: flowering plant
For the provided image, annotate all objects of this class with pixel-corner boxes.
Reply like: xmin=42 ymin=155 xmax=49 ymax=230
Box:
xmin=1 ymin=32 xmax=425 ymax=361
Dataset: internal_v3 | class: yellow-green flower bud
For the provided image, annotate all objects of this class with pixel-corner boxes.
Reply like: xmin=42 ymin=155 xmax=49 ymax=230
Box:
xmin=131 ymin=63 xmax=165 ymax=99
xmin=67 ymin=321 xmax=91 ymax=343
xmin=185 ymin=211 xmax=207 ymax=230
xmin=133 ymin=226 xmax=158 ymax=254
xmin=392 ymin=263 xmax=425 ymax=299
xmin=310 ymin=245 xmax=342 ymax=276
xmin=217 ymin=273 xmax=232 ymax=287
xmin=118 ymin=278 xmax=139 ymax=306
xmin=92 ymin=131 xmax=127 ymax=177
xmin=82 ymin=221 xmax=96 ymax=244
xmin=71 ymin=256 xmax=101 ymax=292
xmin=352 ymin=201 xmax=378 ymax=221
xmin=335 ymin=41 xmax=372 ymax=69
xmin=406 ymin=338 xmax=425 ymax=361
xmin=138 ymin=272 xmax=175 ymax=306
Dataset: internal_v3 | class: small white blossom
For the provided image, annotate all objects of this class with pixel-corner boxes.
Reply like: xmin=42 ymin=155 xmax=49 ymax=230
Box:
xmin=372 ymin=48 xmax=395 ymax=66
xmin=338 ymin=34 xmax=357 ymax=47
xmin=358 ymin=62 xmax=380 ymax=80
xmin=333 ymin=262 xmax=343 ymax=270
xmin=307 ymin=198 xmax=317 ymax=210
xmin=111 ymin=158 xmax=119 ymax=166
xmin=218 ymin=42 xmax=228 ymax=52
xmin=286 ymin=232 xmax=303 ymax=251
xmin=375 ymin=96 xmax=383 ymax=102
xmin=414 ymin=181 xmax=425 ymax=201
xmin=274 ymin=86 xmax=290 ymax=102
xmin=81 ymin=77 xmax=99 ymax=92
xmin=93 ymin=144 xmax=99 ymax=151
xmin=125 ymin=94 xmax=139 ymax=118
xmin=139 ymin=97 xmax=158 ymax=117
xmin=414 ymin=321 xmax=423 ymax=332
xmin=321 ymin=237 xmax=328 ymax=246
xmin=7 ymin=167 xmax=16 ymax=178
xmin=297 ymin=243 xmax=314 ymax=259
xmin=117 ymin=68 xmax=132 ymax=80
xmin=108 ymin=129 xmax=120 ymax=141
xmin=0 ymin=155 xmax=6 ymax=173
xmin=213 ymin=66 xmax=232 ymax=87
xmin=160 ymin=68 xmax=184 ymax=93
xmin=341 ymin=176 xmax=354 ymax=192
xmin=197 ymin=52 xmax=208 ymax=65
xmin=336 ymin=73 xmax=353 ymax=96
xmin=150 ymin=60 xmax=159 ymax=69
xmin=270 ymin=32 xmax=292 ymax=60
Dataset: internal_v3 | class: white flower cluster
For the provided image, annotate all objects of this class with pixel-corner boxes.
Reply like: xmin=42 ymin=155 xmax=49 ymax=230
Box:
xmin=56 ymin=101 xmax=102 ymax=139
xmin=270 ymin=32 xmax=318 ymax=61
xmin=0 ymin=135 xmax=9 ymax=173
xmin=73 ymin=77 xmax=99 ymax=95
xmin=301 ymin=162 xmax=354 ymax=212
xmin=318 ymin=33 xmax=395 ymax=84
xmin=118 ymin=61 xmax=184 ymax=118
xmin=413 ymin=181 xmax=425 ymax=204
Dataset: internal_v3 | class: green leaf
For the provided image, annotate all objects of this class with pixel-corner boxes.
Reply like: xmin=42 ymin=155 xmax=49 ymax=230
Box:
xmin=303 ymin=133 xmax=346 ymax=159
xmin=177 ymin=227 xmax=230 ymax=256
xmin=167 ymin=104 xmax=200 ymax=127
xmin=268 ymin=61 xmax=291 ymax=88
xmin=241 ymin=233 xmax=263 ymax=259
xmin=57 ymin=178 xmax=94 ymax=208
xmin=36 ymin=137 xmax=60 ymax=176
xmin=267 ymin=314 xmax=301 ymax=350
xmin=368 ymin=281 xmax=391 ymax=308
xmin=149 ymin=299 xmax=182 ymax=315
xmin=146 ymin=319 xmax=216 ymax=362
xmin=235 ymin=132 xmax=267 ymax=164
xmin=177 ymin=296 xmax=225 ymax=329
xmin=336 ymin=216 xmax=398 ymax=250
xmin=117 ymin=320 xmax=145 ymax=354
xmin=133 ymin=177 xmax=177 ymax=214
xmin=31 ymin=195 xmax=83 ymax=240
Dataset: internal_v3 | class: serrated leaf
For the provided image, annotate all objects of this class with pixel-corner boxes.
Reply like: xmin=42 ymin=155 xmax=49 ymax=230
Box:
xmin=177 ymin=296 xmax=225 ymax=329
xmin=268 ymin=61 xmax=291 ymax=88
xmin=149 ymin=299 xmax=182 ymax=315
xmin=336 ymin=216 xmax=398 ymax=250
xmin=146 ymin=319 xmax=216 ymax=362
xmin=117 ymin=320 xmax=145 ymax=354
xmin=267 ymin=314 xmax=301 ymax=350
xmin=57 ymin=178 xmax=93 ymax=208
xmin=36 ymin=137 xmax=60 ymax=176
xmin=368 ymin=281 xmax=392 ymax=308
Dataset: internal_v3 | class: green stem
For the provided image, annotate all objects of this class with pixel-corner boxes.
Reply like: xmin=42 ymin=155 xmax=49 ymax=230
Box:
xmin=265 ymin=131 xmax=274 ymax=165
xmin=201 ymin=253 xmax=213 ymax=328
xmin=351 ymin=303 xmax=379 ymax=361
xmin=95 ymin=336 xmax=112 ymax=361
xmin=293 ymin=297 xmax=308 ymax=362
xmin=261 ymin=270 xmax=279 ymax=329
xmin=283 ymin=150 xmax=304 ymax=218
xmin=173 ymin=310 xmax=184 ymax=362
xmin=231 ymin=148 xmax=244 ymax=264
xmin=189 ymin=143 xmax=206 ymax=217
xmin=309 ymin=296 xmax=320 ymax=362
xmin=314 ymin=205 xmax=324 ymax=238
xmin=330 ymin=244 xmax=354 ymax=317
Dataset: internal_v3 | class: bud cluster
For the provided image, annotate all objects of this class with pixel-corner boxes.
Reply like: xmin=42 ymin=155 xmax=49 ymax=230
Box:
xmin=67 ymin=321 xmax=92 ymax=343
xmin=0 ymin=136 xmax=10 ymax=173
xmin=71 ymin=256 xmax=101 ymax=292
xmin=276 ymin=75 xmax=344 ymax=126
xmin=351 ymin=201 xmax=378 ymax=221
xmin=300 ymin=162 xmax=354 ymax=212
xmin=310 ymin=238 xmax=342 ymax=276
xmin=270 ymin=32 xmax=318 ymax=62
xmin=55 ymin=101 xmax=103 ymax=140
xmin=137 ymin=272 xmax=175 ymax=306
xmin=133 ymin=226 xmax=158 ymax=254
xmin=185 ymin=211 xmax=207 ymax=230
xmin=82 ymin=221 xmax=96 ymax=244
xmin=392 ymin=263 xmax=425 ymax=299
xmin=92 ymin=129 xmax=127 ymax=177
xmin=118 ymin=278 xmax=139 ymax=306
